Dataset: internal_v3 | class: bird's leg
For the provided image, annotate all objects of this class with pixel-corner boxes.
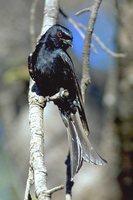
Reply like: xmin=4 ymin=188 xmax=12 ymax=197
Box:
xmin=45 ymin=88 xmax=69 ymax=103
xmin=45 ymin=96 xmax=50 ymax=102
xmin=59 ymin=88 xmax=69 ymax=99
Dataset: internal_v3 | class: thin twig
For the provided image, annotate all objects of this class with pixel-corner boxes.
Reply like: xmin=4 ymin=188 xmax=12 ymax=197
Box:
xmin=93 ymin=33 xmax=126 ymax=58
xmin=77 ymin=23 xmax=126 ymax=58
xmin=75 ymin=7 xmax=92 ymax=16
xmin=68 ymin=18 xmax=98 ymax=54
xmin=60 ymin=8 xmax=125 ymax=58
xmin=47 ymin=185 xmax=64 ymax=194
xmin=24 ymin=167 xmax=34 ymax=200
xmin=60 ymin=9 xmax=98 ymax=53
xmin=81 ymin=0 xmax=102 ymax=102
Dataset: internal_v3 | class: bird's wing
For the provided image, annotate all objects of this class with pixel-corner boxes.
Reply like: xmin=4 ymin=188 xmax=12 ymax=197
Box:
xmin=60 ymin=52 xmax=90 ymax=136
xmin=28 ymin=41 xmax=44 ymax=82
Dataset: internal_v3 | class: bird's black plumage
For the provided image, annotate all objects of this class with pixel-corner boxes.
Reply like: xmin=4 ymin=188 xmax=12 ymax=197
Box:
xmin=28 ymin=24 xmax=106 ymax=178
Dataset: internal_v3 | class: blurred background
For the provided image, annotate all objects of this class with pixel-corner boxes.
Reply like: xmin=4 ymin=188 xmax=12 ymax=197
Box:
xmin=0 ymin=0 xmax=133 ymax=200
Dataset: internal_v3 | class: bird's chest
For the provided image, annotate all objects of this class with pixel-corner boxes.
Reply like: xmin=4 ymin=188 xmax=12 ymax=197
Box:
xmin=35 ymin=51 xmax=74 ymax=96
xmin=43 ymin=64 xmax=71 ymax=88
xmin=40 ymin=54 xmax=70 ymax=81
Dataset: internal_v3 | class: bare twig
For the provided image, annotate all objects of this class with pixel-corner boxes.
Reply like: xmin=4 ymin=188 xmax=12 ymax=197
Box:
xmin=81 ymin=0 xmax=102 ymax=102
xmin=47 ymin=185 xmax=64 ymax=194
xmin=59 ymin=9 xmax=97 ymax=53
xmin=24 ymin=166 xmax=34 ymax=200
xmin=75 ymin=7 xmax=92 ymax=16
xmin=93 ymin=33 xmax=126 ymax=58
xmin=68 ymin=18 xmax=85 ymax=39
xmin=77 ymin=23 xmax=126 ymax=58
xmin=68 ymin=18 xmax=98 ymax=54
xmin=60 ymin=7 xmax=125 ymax=104
xmin=60 ymin=9 xmax=125 ymax=58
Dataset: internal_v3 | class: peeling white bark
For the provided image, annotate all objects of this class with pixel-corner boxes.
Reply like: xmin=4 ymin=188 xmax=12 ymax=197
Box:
xmin=24 ymin=1 xmax=62 ymax=200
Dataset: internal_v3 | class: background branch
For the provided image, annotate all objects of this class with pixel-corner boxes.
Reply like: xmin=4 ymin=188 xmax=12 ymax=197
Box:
xmin=30 ymin=0 xmax=39 ymax=51
xmin=75 ymin=7 xmax=92 ymax=16
xmin=60 ymin=9 xmax=125 ymax=58
xmin=81 ymin=0 xmax=102 ymax=102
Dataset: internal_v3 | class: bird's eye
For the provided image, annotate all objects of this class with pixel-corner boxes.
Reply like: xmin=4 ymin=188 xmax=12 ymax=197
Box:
xmin=57 ymin=31 xmax=62 ymax=38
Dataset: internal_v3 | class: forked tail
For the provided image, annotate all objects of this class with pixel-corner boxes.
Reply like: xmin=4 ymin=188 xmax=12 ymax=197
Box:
xmin=61 ymin=112 xmax=107 ymax=178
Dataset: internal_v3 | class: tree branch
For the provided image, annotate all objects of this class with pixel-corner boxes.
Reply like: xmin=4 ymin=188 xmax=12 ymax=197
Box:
xmin=60 ymin=5 xmax=125 ymax=102
xmin=75 ymin=7 xmax=92 ymax=16
xmin=24 ymin=1 xmax=62 ymax=200
xmin=60 ymin=9 xmax=125 ymax=58
xmin=81 ymin=0 xmax=102 ymax=102
xmin=77 ymin=23 xmax=126 ymax=58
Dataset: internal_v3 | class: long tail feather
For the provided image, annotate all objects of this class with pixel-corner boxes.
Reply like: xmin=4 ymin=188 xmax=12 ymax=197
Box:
xmin=72 ymin=113 xmax=107 ymax=165
xmin=61 ymin=114 xmax=82 ymax=178
xmin=61 ymin=111 xmax=107 ymax=178
xmin=67 ymin=120 xmax=83 ymax=178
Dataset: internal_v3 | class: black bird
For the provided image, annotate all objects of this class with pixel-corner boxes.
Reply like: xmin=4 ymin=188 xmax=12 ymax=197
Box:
xmin=28 ymin=24 xmax=106 ymax=178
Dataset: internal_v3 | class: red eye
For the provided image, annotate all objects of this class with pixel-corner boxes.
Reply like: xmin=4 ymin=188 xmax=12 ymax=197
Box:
xmin=57 ymin=31 xmax=62 ymax=38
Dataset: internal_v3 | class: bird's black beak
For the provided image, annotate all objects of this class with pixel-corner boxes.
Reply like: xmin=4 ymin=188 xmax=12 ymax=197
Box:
xmin=66 ymin=39 xmax=73 ymax=47
xmin=62 ymin=38 xmax=73 ymax=47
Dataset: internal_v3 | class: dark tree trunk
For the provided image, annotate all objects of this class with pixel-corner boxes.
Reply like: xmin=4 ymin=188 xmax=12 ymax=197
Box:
xmin=116 ymin=1 xmax=133 ymax=200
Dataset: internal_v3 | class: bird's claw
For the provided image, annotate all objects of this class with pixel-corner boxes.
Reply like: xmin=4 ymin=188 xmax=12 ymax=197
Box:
xmin=59 ymin=88 xmax=69 ymax=99
xmin=45 ymin=96 xmax=50 ymax=102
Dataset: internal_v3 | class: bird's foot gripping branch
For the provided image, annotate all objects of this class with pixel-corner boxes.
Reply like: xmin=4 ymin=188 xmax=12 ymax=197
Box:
xmin=44 ymin=88 xmax=69 ymax=102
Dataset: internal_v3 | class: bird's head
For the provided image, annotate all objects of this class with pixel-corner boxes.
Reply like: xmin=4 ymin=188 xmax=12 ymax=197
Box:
xmin=44 ymin=24 xmax=73 ymax=50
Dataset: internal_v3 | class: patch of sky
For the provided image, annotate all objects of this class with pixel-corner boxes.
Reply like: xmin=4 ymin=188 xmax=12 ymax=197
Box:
xmin=66 ymin=5 xmax=117 ymax=70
